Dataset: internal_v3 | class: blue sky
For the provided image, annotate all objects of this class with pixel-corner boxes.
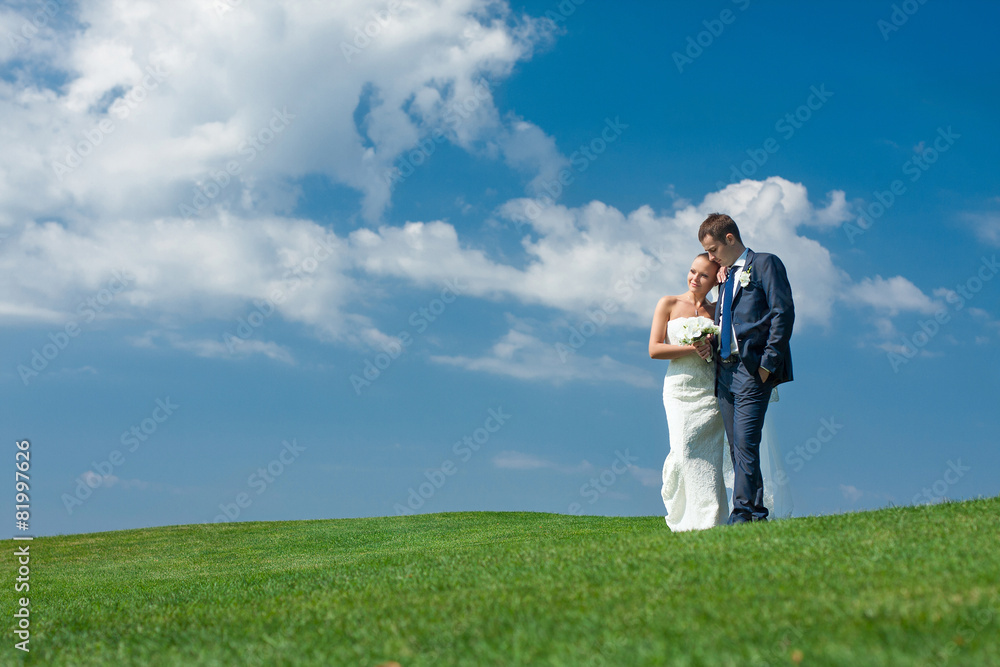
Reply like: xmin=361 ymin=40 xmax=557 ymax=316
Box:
xmin=2 ymin=0 xmax=998 ymax=537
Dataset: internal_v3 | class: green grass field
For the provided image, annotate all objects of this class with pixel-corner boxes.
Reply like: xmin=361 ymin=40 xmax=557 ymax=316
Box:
xmin=4 ymin=497 xmax=999 ymax=666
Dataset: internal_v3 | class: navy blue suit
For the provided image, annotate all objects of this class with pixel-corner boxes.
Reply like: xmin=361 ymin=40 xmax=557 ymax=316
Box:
xmin=715 ymin=249 xmax=794 ymax=523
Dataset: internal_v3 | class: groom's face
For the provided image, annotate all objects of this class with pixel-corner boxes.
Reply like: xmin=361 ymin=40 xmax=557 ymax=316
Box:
xmin=700 ymin=233 xmax=741 ymax=267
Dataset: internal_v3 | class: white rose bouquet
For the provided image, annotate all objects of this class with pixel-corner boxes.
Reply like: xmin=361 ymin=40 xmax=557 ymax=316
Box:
xmin=676 ymin=316 xmax=721 ymax=362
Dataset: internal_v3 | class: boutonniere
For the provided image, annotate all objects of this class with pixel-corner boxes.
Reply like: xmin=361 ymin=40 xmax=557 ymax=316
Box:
xmin=738 ymin=264 xmax=752 ymax=288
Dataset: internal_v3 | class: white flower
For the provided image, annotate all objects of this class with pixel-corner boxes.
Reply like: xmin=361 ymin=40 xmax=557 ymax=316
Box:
xmin=739 ymin=265 xmax=752 ymax=288
xmin=676 ymin=317 xmax=720 ymax=362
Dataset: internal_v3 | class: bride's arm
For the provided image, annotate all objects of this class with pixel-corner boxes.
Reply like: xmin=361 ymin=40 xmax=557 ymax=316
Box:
xmin=648 ymin=296 xmax=698 ymax=360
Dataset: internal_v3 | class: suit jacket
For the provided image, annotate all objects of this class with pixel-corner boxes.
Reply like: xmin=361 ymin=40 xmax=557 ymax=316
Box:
xmin=717 ymin=249 xmax=795 ymax=385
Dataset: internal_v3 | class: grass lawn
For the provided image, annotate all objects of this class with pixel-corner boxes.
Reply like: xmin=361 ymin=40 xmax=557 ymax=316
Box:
xmin=3 ymin=497 xmax=999 ymax=666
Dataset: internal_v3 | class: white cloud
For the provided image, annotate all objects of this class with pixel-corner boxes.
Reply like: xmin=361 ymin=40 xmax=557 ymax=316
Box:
xmin=497 ymin=117 xmax=570 ymax=197
xmin=963 ymin=211 xmax=1000 ymax=246
xmin=359 ymin=177 xmax=856 ymax=329
xmin=431 ymin=327 xmax=657 ymax=387
xmin=871 ymin=316 xmax=898 ymax=339
xmin=76 ymin=470 xmax=184 ymax=493
xmin=840 ymin=484 xmax=863 ymax=502
xmin=0 ymin=0 xmax=566 ymax=345
xmin=17 ymin=0 xmax=554 ymax=224
xmin=0 ymin=1 xmax=951 ymax=386
xmin=876 ymin=341 xmax=938 ymax=359
xmin=165 ymin=334 xmax=295 ymax=365
xmin=492 ymin=450 xmax=593 ymax=474
xmin=80 ymin=470 xmax=114 ymax=488
xmin=54 ymin=365 xmax=99 ymax=377
xmin=0 ymin=301 xmax=63 ymax=321
xmin=1 ymin=215 xmax=369 ymax=341
xmin=848 ymin=275 xmax=940 ymax=316
xmin=629 ymin=466 xmax=662 ymax=488
xmin=808 ymin=189 xmax=851 ymax=228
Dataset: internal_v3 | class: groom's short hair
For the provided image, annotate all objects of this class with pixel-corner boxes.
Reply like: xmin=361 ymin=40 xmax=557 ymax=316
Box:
xmin=698 ymin=213 xmax=743 ymax=244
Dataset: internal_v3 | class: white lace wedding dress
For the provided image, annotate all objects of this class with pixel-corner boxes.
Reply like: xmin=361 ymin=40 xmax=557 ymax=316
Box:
xmin=660 ymin=317 xmax=792 ymax=531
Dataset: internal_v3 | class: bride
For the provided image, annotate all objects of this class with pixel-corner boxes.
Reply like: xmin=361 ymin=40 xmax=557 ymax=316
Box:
xmin=648 ymin=253 xmax=791 ymax=531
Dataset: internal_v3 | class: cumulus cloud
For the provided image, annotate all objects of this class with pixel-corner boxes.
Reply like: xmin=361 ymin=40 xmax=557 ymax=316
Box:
xmin=359 ymin=177 xmax=857 ymax=329
xmin=848 ymin=275 xmax=940 ymax=316
xmin=0 ymin=0 xmax=949 ymax=384
xmin=6 ymin=0 xmax=555 ymax=224
xmin=0 ymin=0 xmax=565 ymax=343
xmin=1 ymin=215 xmax=368 ymax=343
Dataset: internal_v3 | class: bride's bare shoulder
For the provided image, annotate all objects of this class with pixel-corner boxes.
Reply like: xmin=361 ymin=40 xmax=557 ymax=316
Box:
xmin=653 ymin=294 xmax=679 ymax=314
xmin=656 ymin=294 xmax=678 ymax=307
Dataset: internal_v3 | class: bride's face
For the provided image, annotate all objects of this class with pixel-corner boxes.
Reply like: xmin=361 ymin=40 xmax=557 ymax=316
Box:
xmin=688 ymin=257 xmax=719 ymax=296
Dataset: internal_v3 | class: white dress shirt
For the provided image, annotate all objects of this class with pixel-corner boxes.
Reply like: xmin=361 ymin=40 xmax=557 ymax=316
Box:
xmin=722 ymin=248 xmax=749 ymax=356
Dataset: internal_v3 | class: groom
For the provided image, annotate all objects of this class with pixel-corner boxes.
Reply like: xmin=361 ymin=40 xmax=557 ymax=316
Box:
xmin=696 ymin=213 xmax=794 ymax=524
